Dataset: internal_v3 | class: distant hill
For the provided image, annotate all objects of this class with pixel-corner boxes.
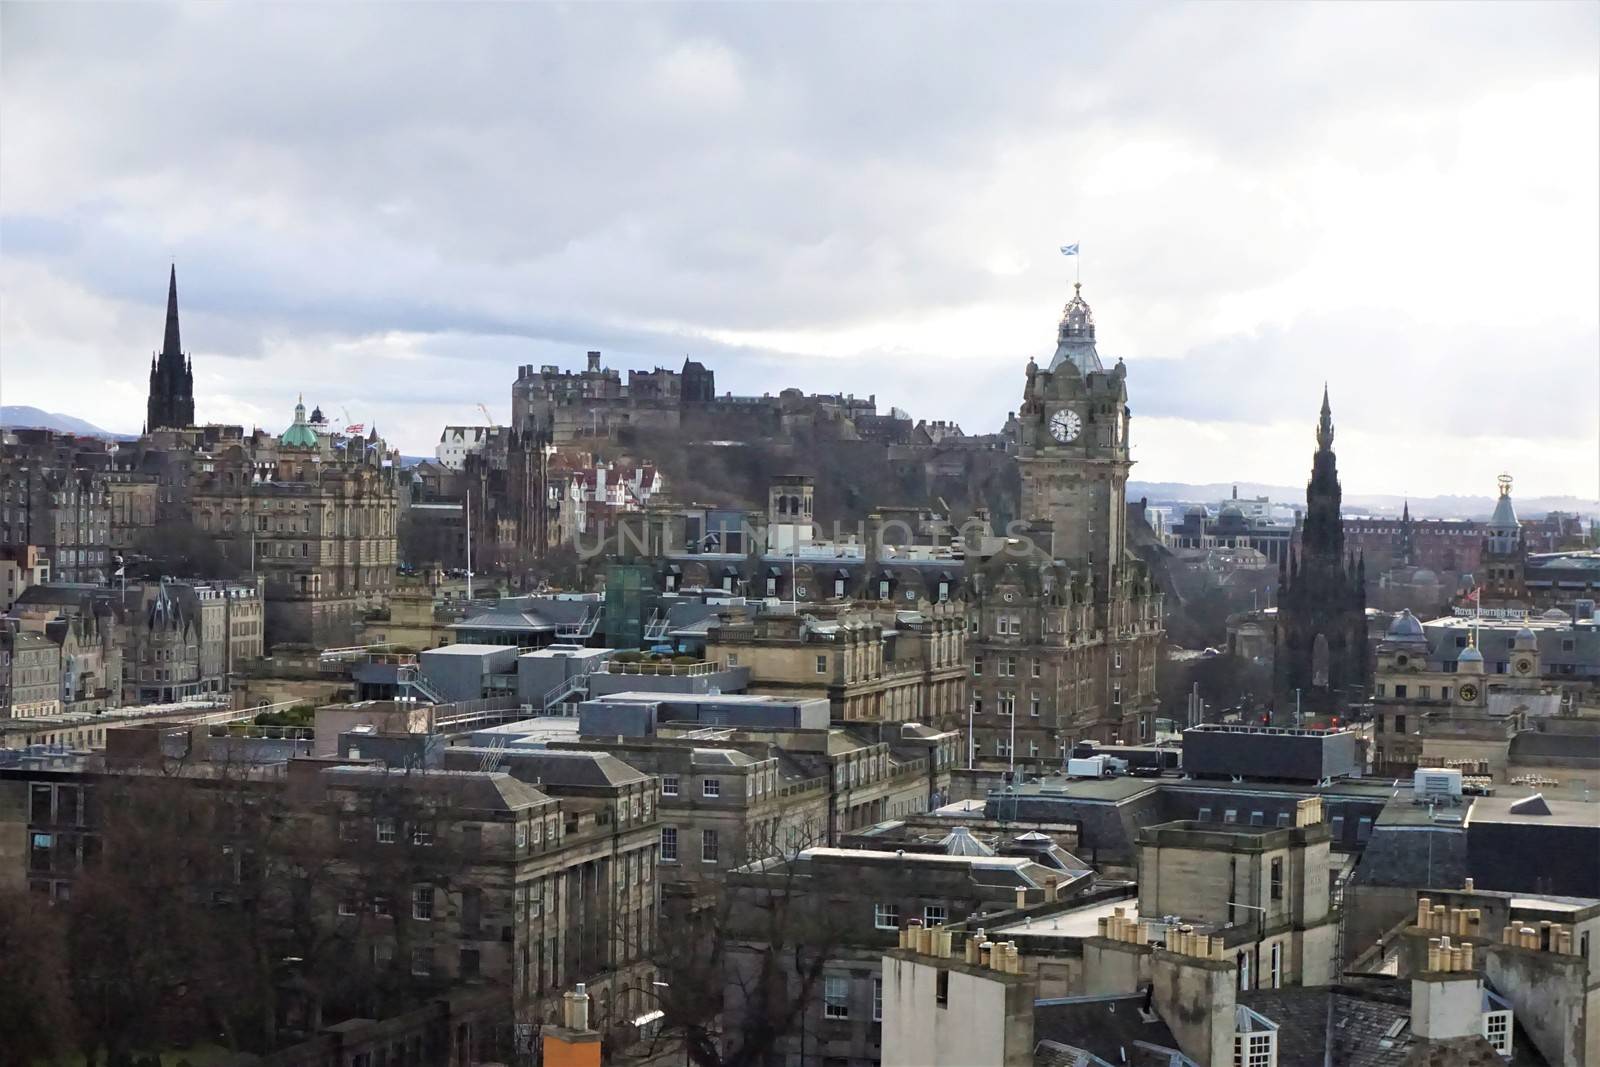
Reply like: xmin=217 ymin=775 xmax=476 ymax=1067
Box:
xmin=0 ymin=406 xmax=134 ymax=440
xmin=1129 ymin=480 xmax=1600 ymax=522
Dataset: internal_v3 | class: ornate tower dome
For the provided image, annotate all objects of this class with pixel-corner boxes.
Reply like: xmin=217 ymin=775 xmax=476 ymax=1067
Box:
xmin=279 ymin=394 xmax=319 ymax=449
xmin=1048 ymin=282 xmax=1104 ymax=374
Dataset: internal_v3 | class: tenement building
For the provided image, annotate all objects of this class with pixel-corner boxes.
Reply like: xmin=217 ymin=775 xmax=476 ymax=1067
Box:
xmin=967 ymin=283 xmax=1164 ymax=761
xmin=1274 ymin=390 xmax=1368 ymax=715
xmin=187 ymin=398 xmax=400 ymax=647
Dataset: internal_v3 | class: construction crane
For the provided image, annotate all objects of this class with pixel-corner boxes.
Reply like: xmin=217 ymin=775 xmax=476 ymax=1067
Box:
xmin=477 ymin=403 xmax=495 ymax=426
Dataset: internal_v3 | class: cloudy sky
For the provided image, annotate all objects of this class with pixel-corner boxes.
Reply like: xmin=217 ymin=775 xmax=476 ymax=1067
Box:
xmin=2 ymin=2 xmax=1596 ymax=499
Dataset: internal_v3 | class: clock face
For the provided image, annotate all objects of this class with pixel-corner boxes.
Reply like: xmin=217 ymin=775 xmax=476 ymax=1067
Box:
xmin=1459 ymin=683 xmax=1479 ymax=702
xmin=1515 ymin=659 xmax=1532 ymax=674
xmin=1049 ymin=409 xmax=1082 ymax=443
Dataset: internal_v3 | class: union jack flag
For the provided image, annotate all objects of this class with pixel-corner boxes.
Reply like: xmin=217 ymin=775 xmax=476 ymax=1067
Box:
xmin=345 ymin=423 xmax=365 ymax=434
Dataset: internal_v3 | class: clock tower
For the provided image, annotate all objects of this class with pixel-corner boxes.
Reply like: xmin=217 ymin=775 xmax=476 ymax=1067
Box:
xmin=965 ymin=281 xmax=1163 ymax=759
xmin=1016 ymin=282 xmax=1132 ymax=587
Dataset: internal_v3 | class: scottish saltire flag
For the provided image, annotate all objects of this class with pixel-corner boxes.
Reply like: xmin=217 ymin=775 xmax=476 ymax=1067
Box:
xmin=1060 ymin=244 xmax=1079 ymax=256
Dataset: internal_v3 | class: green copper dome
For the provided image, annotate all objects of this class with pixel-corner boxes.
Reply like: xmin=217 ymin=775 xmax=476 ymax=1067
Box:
xmin=280 ymin=395 xmax=319 ymax=449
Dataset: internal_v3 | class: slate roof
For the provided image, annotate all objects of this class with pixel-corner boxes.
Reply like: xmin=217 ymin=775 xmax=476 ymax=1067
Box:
xmin=319 ymin=765 xmax=552 ymax=812
xmin=1033 ymin=995 xmax=1186 ymax=1067
xmin=1238 ymin=978 xmax=1547 ymax=1067
xmin=451 ymin=747 xmax=652 ymax=789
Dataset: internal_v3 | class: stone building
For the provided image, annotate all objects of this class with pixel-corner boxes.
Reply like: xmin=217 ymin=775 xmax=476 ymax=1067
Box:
xmin=703 ymin=601 xmax=968 ymax=729
xmin=1273 ymin=390 xmax=1368 ymax=715
xmin=0 ymin=626 xmax=61 ymax=718
xmin=1135 ymin=807 xmax=1338 ymax=991
xmin=118 ymin=581 xmax=202 ymax=705
xmin=1369 ymin=609 xmax=1599 ymax=780
xmin=145 ymin=265 xmax=195 ymax=432
xmin=0 ymin=545 xmax=50 ymax=613
xmin=547 ymin=736 xmax=822 ymax=900
xmin=187 ymin=398 xmax=400 ymax=648
xmin=968 ymin=283 xmax=1164 ymax=759
xmin=106 ymin=470 xmax=160 ymax=554
xmin=1482 ymin=474 xmax=1528 ymax=608
xmin=462 ymin=424 xmax=552 ymax=575
xmin=302 ymin=758 xmax=660 ymax=1032
xmin=0 ymin=432 xmax=113 ymax=585
xmin=727 ymin=844 xmax=1082 ymax=1067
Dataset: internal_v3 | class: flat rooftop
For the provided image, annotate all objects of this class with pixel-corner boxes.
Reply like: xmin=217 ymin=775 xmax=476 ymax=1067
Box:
xmin=996 ymin=773 xmax=1405 ymax=804
xmin=596 ymin=691 xmax=808 ymax=705
xmin=989 ymin=896 xmax=1139 ymax=940
xmin=422 ymin=643 xmax=519 ymax=656
xmin=1467 ymin=792 xmax=1600 ymax=828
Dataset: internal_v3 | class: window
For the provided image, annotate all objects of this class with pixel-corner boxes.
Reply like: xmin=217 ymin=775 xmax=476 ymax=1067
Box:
xmin=1276 ymin=812 xmax=1292 ymax=828
xmin=1270 ymin=942 xmax=1282 ymax=989
xmin=1197 ymin=807 xmax=1213 ymax=822
xmin=726 ymin=652 xmax=737 ymax=666
xmin=824 ymin=976 xmax=850 ymax=1019
xmin=873 ymin=976 xmax=884 ymax=1021
xmin=1031 ymin=659 xmax=1041 ymax=678
xmin=1330 ymin=815 xmax=1345 ymax=840
xmin=878 ymin=580 xmax=890 ymax=600
xmin=338 ymin=899 xmax=357 ymax=917
xmin=1483 ymin=1011 xmax=1511 ymax=1055
xmin=816 ymin=655 xmax=828 ymax=674
xmin=1234 ymin=1030 xmax=1274 ymax=1067
xmin=376 ymin=818 xmax=396 ymax=844
xmin=1271 ymin=858 xmax=1283 ymax=901
xmin=924 ymin=905 xmax=947 ymax=927
xmin=459 ymin=947 xmax=480 ymax=979
xmin=411 ymin=824 xmax=433 ymax=846
xmin=373 ymin=895 xmax=392 ymax=917
xmin=411 ymin=946 xmax=433 ymax=977
xmin=1224 ymin=809 xmax=1238 ymax=824
xmin=701 ymin=829 xmax=719 ymax=863
xmin=1357 ymin=817 xmax=1374 ymax=842
xmin=1395 ymin=714 xmax=1407 ymax=734
xmin=972 ymin=656 xmax=983 ymax=676
xmin=412 ymin=884 xmax=434 ymax=921
xmin=662 ymin=775 xmax=679 ymax=797
xmin=1420 ymin=685 xmax=1431 ymax=700
xmin=1394 ymin=684 xmax=1407 ymax=699
xmin=1249 ymin=811 xmax=1264 ymax=827
xmin=703 ymin=778 xmax=721 ymax=798
xmin=1441 ymin=688 xmax=1451 ymax=702
xmin=874 ymin=903 xmax=900 ymax=930
xmin=767 ymin=577 xmax=777 ymax=596
xmin=516 ymin=823 xmax=528 ymax=848
xmin=935 ymin=969 xmax=949 ymax=1007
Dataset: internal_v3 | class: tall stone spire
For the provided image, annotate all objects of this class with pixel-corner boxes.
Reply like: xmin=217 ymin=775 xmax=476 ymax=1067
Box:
xmin=1316 ymin=383 xmax=1333 ymax=451
xmin=163 ymin=263 xmax=182 ymax=357
xmin=146 ymin=264 xmax=196 ymax=431
xmin=1273 ymin=388 xmax=1368 ymax=715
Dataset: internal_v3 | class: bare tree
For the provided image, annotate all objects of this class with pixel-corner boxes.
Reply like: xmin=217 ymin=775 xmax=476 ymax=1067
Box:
xmin=0 ymin=886 xmax=76 ymax=1063
xmin=615 ymin=816 xmax=848 ymax=1067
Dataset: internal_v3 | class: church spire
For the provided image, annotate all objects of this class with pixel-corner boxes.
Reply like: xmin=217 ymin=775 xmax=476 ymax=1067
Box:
xmin=146 ymin=264 xmax=196 ymax=431
xmin=163 ymin=263 xmax=181 ymax=358
xmin=1316 ymin=384 xmax=1333 ymax=452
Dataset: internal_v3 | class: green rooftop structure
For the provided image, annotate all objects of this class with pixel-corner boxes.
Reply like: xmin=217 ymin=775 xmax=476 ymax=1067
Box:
xmin=280 ymin=395 xmax=319 ymax=449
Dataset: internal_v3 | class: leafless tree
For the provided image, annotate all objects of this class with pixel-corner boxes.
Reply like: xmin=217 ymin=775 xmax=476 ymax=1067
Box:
xmin=0 ymin=886 xmax=76 ymax=1064
xmin=613 ymin=815 xmax=847 ymax=1067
